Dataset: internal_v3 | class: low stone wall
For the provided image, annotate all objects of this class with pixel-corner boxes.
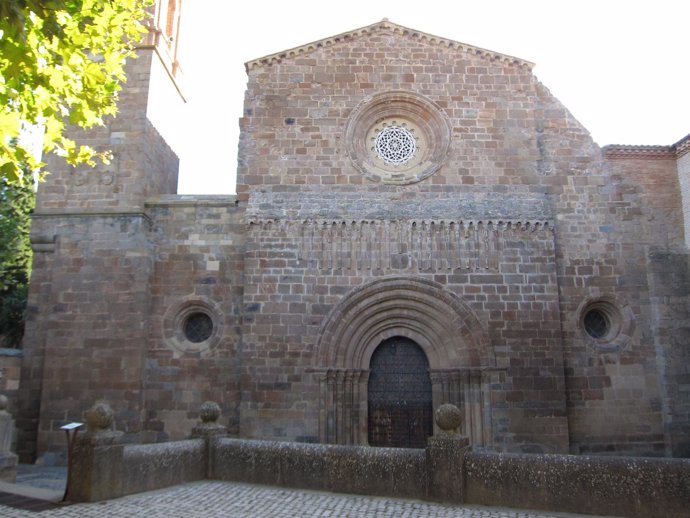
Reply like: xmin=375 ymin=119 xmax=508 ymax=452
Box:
xmin=69 ymin=433 xmax=206 ymax=502
xmin=66 ymin=402 xmax=690 ymax=518
xmin=212 ymin=438 xmax=428 ymax=500
xmin=122 ymin=440 xmax=205 ymax=495
xmin=210 ymin=438 xmax=690 ymax=517
xmin=464 ymin=451 xmax=690 ymax=518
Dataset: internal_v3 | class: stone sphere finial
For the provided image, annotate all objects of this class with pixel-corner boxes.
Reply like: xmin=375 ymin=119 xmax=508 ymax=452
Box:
xmin=199 ymin=401 xmax=221 ymax=423
xmin=435 ymin=403 xmax=462 ymax=434
xmin=191 ymin=401 xmax=226 ymax=439
xmin=85 ymin=401 xmax=114 ymax=433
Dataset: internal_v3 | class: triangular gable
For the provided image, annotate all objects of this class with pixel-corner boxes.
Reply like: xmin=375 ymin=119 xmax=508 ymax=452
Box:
xmin=245 ymin=19 xmax=535 ymax=72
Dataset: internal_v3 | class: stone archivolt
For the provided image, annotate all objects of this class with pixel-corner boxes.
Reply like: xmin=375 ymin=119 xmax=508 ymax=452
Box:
xmin=311 ymin=277 xmax=494 ymax=445
xmin=314 ymin=276 xmax=491 ymax=369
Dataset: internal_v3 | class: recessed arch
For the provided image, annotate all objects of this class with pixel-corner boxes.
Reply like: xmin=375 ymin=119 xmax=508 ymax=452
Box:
xmin=314 ymin=276 xmax=492 ymax=371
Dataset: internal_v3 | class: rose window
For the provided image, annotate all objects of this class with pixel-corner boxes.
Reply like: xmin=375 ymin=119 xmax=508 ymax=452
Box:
xmin=373 ymin=124 xmax=417 ymax=165
xmin=345 ymin=91 xmax=451 ymax=184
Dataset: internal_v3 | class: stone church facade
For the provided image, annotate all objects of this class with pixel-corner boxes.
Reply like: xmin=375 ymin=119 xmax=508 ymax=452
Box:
xmin=15 ymin=13 xmax=690 ymax=462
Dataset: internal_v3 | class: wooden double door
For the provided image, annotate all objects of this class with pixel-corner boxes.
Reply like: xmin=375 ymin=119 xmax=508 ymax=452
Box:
xmin=367 ymin=337 xmax=433 ymax=448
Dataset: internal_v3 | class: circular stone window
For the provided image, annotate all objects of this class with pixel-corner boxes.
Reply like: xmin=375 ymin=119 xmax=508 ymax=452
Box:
xmin=183 ymin=312 xmax=214 ymax=343
xmin=163 ymin=298 xmax=223 ymax=356
xmin=345 ymin=91 xmax=451 ymax=184
xmin=577 ymin=296 xmax=634 ymax=351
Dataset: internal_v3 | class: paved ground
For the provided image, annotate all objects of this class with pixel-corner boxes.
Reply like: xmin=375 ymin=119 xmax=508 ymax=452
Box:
xmin=0 ymin=466 xmax=614 ymax=518
xmin=15 ymin=465 xmax=67 ymax=493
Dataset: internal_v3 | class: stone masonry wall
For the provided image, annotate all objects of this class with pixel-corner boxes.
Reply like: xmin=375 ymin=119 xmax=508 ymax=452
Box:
xmin=677 ymin=143 xmax=690 ymax=247
xmin=235 ymin=22 xmax=684 ymax=454
xmin=238 ymin=29 xmax=547 ymax=198
xmin=240 ymin=191 xmax=568 ymax=452
xmin=646 ymin=250 xmax=690 ymax=457
xmin=19 ymin=47 xmax=182 ymax=463
xmin=23 ymin=215 xmax=154 ymax=464
xmin=236 ymin=26 xmax=577 ymax=452
xmin=554 ymin=147 xmax=683 ymax=455
xmin=143 ymin=196 xmax=244 ymax=441
xmin=18 ymin=19 xmax=689 ymax=460
xmin=36 ymin=49 xmax=179 ymax=214
xmin=0 ymin=350 xmax=22 ymax=416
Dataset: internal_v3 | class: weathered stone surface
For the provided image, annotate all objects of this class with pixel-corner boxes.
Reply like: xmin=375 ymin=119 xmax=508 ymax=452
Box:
xmin=190 ymin=401 xmax=228 ymax=448
xmin=84 ymin=402 xmax=114 ymax=433
xmin=122 ymin=440 xmax=205 ymax=495
xmin=68 ymin=436 xmax=124 ymax=502
xmin=464 ymin=450 xmax=690 ymax=518
xmin=68 ymin=431 xmax=205 ymax=502
xmin=16 ymin=14 xmax=690 ymax=465
xmin=426 ymin=434 xmax=470 ymax=502
xmin=435 ymin=403 xmax=463 ymax=434
xmin=0 ymin=397 xmax=17 ymax=482
xmin=212 ymin=438 xmax=427 ymax=500
xmin=246 ymin=191 xmax=551 ymax=221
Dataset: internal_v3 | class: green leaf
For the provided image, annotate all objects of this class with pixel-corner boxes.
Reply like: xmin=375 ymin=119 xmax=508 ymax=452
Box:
xmin=0 ymin=111 xmax=21 ymax=138
xmin=0 ymin=0 xmax=152 ymax=182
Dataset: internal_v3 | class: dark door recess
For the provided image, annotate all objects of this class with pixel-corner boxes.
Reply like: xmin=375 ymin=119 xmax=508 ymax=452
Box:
xmin=368 ymin=337 xmax=433 ymax=448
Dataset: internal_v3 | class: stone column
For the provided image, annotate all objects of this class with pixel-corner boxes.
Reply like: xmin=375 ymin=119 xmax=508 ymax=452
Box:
xmin=66 ymin=402 xmax=124 ymax=503
xmin=426 ymin=403 xmax=470 ymax=503
xmin=0 ymin=395 xmax=18 ymax=482
xmin=356 ymin=370 xmax=370 ymax=445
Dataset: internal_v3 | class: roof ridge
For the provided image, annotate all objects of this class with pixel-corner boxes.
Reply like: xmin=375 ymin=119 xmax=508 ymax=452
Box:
xmin=245 ymin=19 xmax=534 ymax=72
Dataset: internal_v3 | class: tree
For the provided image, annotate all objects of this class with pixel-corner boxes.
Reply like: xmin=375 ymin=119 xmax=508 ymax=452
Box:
xmin=0 ymin=175 xmax=34 ymax=347
xmin=0 ymin=0 xmax=152 ymax=184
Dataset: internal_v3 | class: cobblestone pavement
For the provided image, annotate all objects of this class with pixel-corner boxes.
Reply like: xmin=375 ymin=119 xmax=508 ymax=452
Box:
xmin=15 ymin=465 xmax=67 ymax=492
xmin=0 ymin=480 xmax=611 ymax=518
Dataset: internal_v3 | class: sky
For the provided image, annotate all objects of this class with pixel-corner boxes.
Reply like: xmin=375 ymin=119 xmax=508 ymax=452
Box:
xmin=171 ymin=0 xmax=689 ymax=195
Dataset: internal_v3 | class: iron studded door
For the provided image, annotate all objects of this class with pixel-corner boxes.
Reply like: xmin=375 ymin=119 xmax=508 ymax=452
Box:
xmin=368 ymin=337 xmax=433 ymax=448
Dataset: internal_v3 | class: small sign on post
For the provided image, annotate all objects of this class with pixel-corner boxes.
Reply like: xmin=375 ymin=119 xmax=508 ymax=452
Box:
xmin=60 ymin=422 xmax=83 ymax=502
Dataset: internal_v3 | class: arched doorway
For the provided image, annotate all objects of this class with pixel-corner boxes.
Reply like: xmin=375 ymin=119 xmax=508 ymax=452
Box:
xmin=313 ymin=277 xmax=494 ymax=446
xmin=368 ymin=337 xmax=433 ymax=448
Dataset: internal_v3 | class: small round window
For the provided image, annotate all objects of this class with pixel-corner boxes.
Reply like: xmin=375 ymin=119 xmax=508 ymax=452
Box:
xmin=183 ymin=312 xmax=213 ymax=343
xmin=163 ymin=298 xmax=223 ymax=356
xmin=577 ymin=296 xmax=634 ymax=351
xmin=583 ymin=308 xmax=610 ymax=339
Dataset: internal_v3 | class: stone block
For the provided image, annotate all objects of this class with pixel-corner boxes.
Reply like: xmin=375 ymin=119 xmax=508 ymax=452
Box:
xmin=0 ymin=452 xmax=17 ymax=483
xmin=426 ymin=435 xmax=470 ymax=502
